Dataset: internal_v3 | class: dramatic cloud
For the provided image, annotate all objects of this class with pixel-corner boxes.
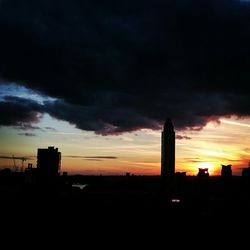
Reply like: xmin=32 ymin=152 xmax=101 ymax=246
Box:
xmin=18 ymin=132 xmax=36 ymax=137
xmin=45 ymin=127 xmax=57 ymax=131
xmin=0 ymin=156 xmax=30 ymax=160
xmin=66 ymin=155 xmax=118 ymax=161
xmin=84 ymin=156 xmax=117 ymax=159
xmin=0 ymin=96 xmax=43 ymax=127
xmin=0 ymin=0 xmax=249 ymax=134
xmin=176 ymin=135 xmax=192 ymax=140
xmin=16 ymin=125 xmax=42 ymax=131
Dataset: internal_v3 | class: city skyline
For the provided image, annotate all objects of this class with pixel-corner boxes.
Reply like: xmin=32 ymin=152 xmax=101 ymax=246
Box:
xmin=0 ymin=1 xmax=249 ymax=176
xmin=0 ymin=107 xmax=249 ymax=176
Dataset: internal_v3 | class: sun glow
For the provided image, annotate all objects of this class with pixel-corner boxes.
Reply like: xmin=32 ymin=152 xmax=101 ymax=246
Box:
xmin=197 ymin=162 xmax=215 ymax=175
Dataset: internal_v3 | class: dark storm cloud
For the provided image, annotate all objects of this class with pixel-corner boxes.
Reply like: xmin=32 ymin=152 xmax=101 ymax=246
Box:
xmin=0 ymin=0 xmax=249 ymax=134
xmin=0 ymin=96 xmax=43 ymax=127
xmin=43 ymin=98 xmax=161 ymax=134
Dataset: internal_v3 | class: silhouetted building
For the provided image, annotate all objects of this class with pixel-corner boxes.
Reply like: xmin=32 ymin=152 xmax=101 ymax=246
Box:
xmin=0 ymin=168 xmax=12 ymax=184
xmin=221 ymin=164 xmax=232 ymax=178
xmin=62 ymin=171 xmax=68 ymax=177
xmin=175 ymin=172 xmax=186 ymax=178
xmin=173 ymin=172 xmax=186 ymax=197
xmin=197 ymin=168 xmax=209 ymax=178
xmin=25 ymin=165 xmax=38 ymax=184
xmin=27 ymin=163 xmax=33 ymax=169
xmin=37 ymin=146 xmax=61 ymax=176
xmin=242 ymin=167 xmax=250 ymax=178
xmin=161 ymin=119 xmax=175 ymax=179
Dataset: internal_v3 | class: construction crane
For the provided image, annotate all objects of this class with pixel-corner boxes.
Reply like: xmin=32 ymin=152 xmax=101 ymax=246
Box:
xmin=12 ymin=155 xmax=17 ymax=172
xmin=12 ymin=155 xmax=29 ymax=172
xmin=20 ymin=157 xmax=27 ymax=172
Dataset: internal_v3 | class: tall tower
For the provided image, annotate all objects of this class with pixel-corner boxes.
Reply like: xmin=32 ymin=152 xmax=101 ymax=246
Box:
xmin=161 ymin=119 xmax=175 ymax=179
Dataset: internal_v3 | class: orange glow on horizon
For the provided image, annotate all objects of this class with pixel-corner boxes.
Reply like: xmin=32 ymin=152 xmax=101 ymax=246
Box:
xmin=197 ymin=162 xmax=216 ymax=175
xmin=0 ymin=116 xmax=249 ymax=176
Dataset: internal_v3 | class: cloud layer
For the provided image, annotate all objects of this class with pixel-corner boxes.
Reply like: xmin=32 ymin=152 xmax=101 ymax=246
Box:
xmin=0 ymin=0 xmax=249 ymax=134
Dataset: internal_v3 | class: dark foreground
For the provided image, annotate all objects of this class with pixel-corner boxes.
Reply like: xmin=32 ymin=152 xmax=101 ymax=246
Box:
xmin=1 ymin=175 xmax=250 ymax=241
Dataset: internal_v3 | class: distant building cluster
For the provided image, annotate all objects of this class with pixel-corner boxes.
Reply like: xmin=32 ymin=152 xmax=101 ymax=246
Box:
xmin=160 ymin=119 xmax=248 ymax=179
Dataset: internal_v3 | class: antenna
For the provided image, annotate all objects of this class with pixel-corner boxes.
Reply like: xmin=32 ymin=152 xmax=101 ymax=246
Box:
xmin=20 ymin=157 xmax=27 ymax=172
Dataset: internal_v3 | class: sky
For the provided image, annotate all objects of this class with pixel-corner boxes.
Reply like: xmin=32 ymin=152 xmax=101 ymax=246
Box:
xmin=0 ymin=0 xmax=249 ymax=175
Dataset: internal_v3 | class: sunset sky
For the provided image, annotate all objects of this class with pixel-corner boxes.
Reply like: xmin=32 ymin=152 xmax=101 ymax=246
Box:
xmin=0 ymin=0 xmax=249 ymax=176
